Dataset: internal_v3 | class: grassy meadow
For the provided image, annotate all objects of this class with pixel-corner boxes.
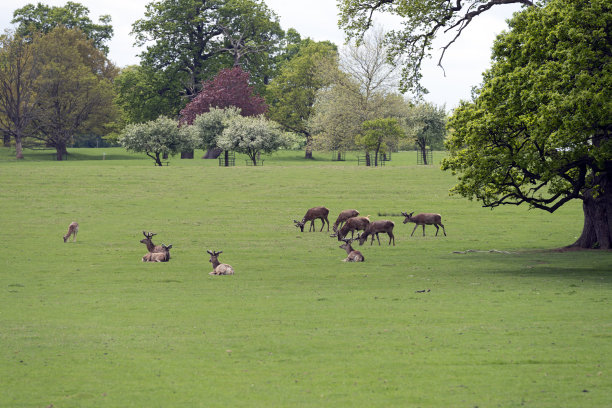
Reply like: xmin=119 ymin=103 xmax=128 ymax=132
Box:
xmin=1 ymin=147 xmax=611 ymax=407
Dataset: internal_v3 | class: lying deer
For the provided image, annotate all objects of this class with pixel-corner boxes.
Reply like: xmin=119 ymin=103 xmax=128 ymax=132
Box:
xmin=207 ymin=250 xmax=234 ymax=275
xmin=402 ymin=212 xmax=446 ymax=236
xmin=332 ymin=209 xmax=359 ymax=232
xmin=358 ymin=220 xmax=395 ymax=246
xmin=334 ymin=216 xmax=370 ymax=241
xmin=294 ymin=206 xmax=329 ymax=232
xmin=142 ymin=244 xmax=172 ymax=262
xmin=140 ymin=231 xmax=169 ymax=258
xmin=63 ymin=222 xmax=79 ymax=243
xmin=339 ymin=238 xmax=365 ymax=262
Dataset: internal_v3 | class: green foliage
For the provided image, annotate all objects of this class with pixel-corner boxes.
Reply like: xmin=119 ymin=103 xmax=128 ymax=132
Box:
xmin=217 ymin=115 xmax=287 ymax=165
xmin=11 ymin=1 xmax=113 ymax=54
xmin=114 ymin=65 xmax=183 ymax=123
xmin=1 ymin=148 xmax=611 ymax=407
xmin=404 ymin=102 xmax=447 ymax=151
xmin=30 ymin=26 xmax=118 ymax=161
xmin=120 ymin=116 xmax=195 ymax=165
xmin=189 ymin=106 xmax=241 ymax=150
xmin=337 ymin=0 xmax=540 ymax=95
xmin=356 ymin=117 xmax=405 ymax=165
xmin=442 ymin=0 xmax=612 ymax=248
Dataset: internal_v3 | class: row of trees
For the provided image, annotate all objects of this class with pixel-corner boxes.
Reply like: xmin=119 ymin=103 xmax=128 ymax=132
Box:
xmin=0 ymin=1 xmax=446 ymax=163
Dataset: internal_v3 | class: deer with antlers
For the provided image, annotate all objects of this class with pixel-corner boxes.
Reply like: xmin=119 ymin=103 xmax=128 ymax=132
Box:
xmin=339 ymin=237 xmax=365 ymax=262
xmin=332 ymin=209 xmax=359 ymax=232
xmin=140 ymin=231 xmax=170 ymax=259
xmin=63 ymin=222 xmax=79 ymax=243
xmin=207 ymin=250 xmax=234 ymax=275
xmin=142 ymin=244 xmax=172 ymax=262
xmin=294 ymin=206 xmax=330 ymax=232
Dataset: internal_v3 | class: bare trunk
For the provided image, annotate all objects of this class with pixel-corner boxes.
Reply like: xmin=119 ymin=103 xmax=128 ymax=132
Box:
xmin=202 ymin=147 xmax=222 ymax=159
xmin=569 ymin=173 xmax=612 ymax=249
xmin=56 ymin=144 xmax=67 ymax=161
xmin=304 ymin=134 xmax=313 ymax=159
xmin=421 ymin=147 xmax=428 ymax=165
xmin=15 ymin=136 xmax=24 ymax=159
xmin=224 ymin=150 xmax=229 ymax=166
xmin=365 ymin=152 xmax=371 ymax=166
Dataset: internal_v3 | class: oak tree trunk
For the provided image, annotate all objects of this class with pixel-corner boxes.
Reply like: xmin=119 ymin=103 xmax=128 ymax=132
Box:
xmin=569 ymin=172 xmax=612 ymax=249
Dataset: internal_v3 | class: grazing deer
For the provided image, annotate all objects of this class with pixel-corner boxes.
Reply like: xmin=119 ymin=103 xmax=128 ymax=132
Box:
xmin=339 ymin=238 xmax=365 ymax=262
xmin=335 ymin=216 xmax=370 ymax=241
xmin=402 ymin=212 xmax=446 ymax=236
xmin=332 ymin=209 xmax=359 ymax=232
xmin=63 ymin=222 xmax=79 ymax=243
xmin=207 ymin=250 xmax=234 ymax=275
xmin=142 ymin=244 xmax=172 ymax=262
xmin=358 ymin=220 xmax=395 ymax=246
xmin=140 ymin=231 xmax=169 ymax=258
xmin=294 ymin=206 xmax=330 ymax=232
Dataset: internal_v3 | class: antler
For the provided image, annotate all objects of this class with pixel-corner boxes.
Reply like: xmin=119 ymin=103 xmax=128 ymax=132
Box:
xmin=143 ymin=231 xmax=157 ymax=238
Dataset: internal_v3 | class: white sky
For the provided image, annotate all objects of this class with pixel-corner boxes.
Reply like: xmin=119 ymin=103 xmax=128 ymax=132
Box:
xmin=0 ymin=0 xmax=525 ymax=110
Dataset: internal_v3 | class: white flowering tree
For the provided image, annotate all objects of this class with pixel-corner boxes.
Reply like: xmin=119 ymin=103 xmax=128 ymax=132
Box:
xmin=217 ymin=115 xmax=287 ymax=166
xmin=120 ymin=116 xmax=196 ymax=166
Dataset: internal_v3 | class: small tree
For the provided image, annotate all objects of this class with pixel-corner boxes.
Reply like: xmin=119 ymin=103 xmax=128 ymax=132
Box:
xmin=190 ymin=106 xmax=241 ymax=163
xmin=120 ymin=116 xmax=195 ymax=166
xmin=356 ymin=118 xmax=405 ymax=166
xmin=217 ymin=115 xmax=287 ymax=166
xmin=405 ymin=103 xmax=447 ymax=165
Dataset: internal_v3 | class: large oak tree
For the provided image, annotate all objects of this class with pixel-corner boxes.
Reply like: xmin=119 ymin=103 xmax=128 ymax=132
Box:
xmin=442 ymin=0 xmax=612 ymax=249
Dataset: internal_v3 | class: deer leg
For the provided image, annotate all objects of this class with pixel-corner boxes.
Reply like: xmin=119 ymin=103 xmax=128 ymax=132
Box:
xmin=440 ymin=223 xmax=446 ymax=236
xmin=389 ymin=232 xmax=395 ymax=246
xmin=310 ymin=220 xmax=315 ymax=232
xmin=375 ymin=233 xmax=381 ymax=246
xmin=434 ymin=224 xmax=440 ymax=236
xmin=411 ymin=224 xmax=418 ymax=236
xmin=422 ymin=225 xmax=426 ymax=236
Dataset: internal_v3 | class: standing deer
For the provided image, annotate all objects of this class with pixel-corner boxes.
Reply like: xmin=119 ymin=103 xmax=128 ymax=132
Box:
xmin=402 ymin=212 xmax=446 ymax=236
xmin=140 ymin=231 xmax=169 ymax=258
xmin=332 ymin=209 xmax=359 ymax=232
xmin=339 ymin=238 xmax=365 ymax=262
xmin=63 ymin=222 xmax=79 ymax=243
xmin=358 ymin=220 xmax=395 ymax=246
xmin=334 ymin=216 xmax=370 ymax=241
xmin=142 ymin=244 xmax=172 ymax=262
xmin=207 ymin=250 xmax=234 ymax=275
xmin=294 ymin=206 xmax=330 ymax=232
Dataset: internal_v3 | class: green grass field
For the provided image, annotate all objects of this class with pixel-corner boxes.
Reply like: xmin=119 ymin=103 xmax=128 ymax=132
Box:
xmin=1 ymin=147 xmax=610 ymax=407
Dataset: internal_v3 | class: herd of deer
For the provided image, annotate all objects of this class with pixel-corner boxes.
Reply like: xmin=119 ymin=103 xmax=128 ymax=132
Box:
xmin=61 ymin=207 xmax=445 ymax=272
xmin=293 ymin=206 xmax=446 ymax=262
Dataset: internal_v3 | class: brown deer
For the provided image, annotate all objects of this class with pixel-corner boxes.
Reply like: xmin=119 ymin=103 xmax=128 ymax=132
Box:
xmin=332 ymin=209 xmax=359 ymax=232
xmin=402 ymin=212 xmax=446 ymax=236
xmin=294 ymin=206 xmax=330 ymax=232
xmin=358 ymin=220 xmax=395 ymax=246
xmin=140 ymin=231 xmax=169 ymax=258
xmin=207 ymin=250 xmax=234 ymax=275
xmin=339 ymin=238 xmax=365 ymax=262
xmin=142 ymin=244 xmax=172 ymax=262
xmin=63 ymin=222 xmax=79 ymax=243
xmin=334 ymin=216 xmax=370 ymax=241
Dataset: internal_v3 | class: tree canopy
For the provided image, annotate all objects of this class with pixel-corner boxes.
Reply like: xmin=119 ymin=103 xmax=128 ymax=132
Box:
xmin=217 ymin=115 xmax=287 ymax=165
xmin=356 ymin=117 xmax=405 ymax=166
xmin=441 ymin=0 xmax=612 ymax=248
xmin=12 ymin=1 xmax=113 ymax=54
xmin=120 ymin=116 xmax=195 ymax=166
xmin=179 ymin=67 xmax=267 ymax=125
xmin=337 ymin=0 xmax=539 ymax=96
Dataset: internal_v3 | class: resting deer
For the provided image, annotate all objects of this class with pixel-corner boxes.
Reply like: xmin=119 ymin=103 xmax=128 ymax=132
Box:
xmin=402 ymin=212 xmax=446 ymax=236
xmin=207 ymin=250 xmax=234 ymax=275
xmin=332 ymin=209 xmax=359 ymax=232
xmin=63 ymin=222 xmax=79 ymax=243
xmin=358 ymin=220 xmax=395 ymax=246
xmin=334 ymin=216 xmax=370 ymax=241
xmin=140 ymin=231 xmax=169 ymax=258
xmin=294 ymin=206 xmax=330 ymax=232
xmin=339 ymin=238 xmax=365 ymax=262
xmin=142 ymin=244 xmax=172 ymax=262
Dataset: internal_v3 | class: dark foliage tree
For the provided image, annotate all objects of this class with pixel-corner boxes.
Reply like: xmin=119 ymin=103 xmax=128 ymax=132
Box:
xmin=179 ymin=67 xmax=267 ymax=125
xmin=442 ymin=0 xmax=612 ymax=249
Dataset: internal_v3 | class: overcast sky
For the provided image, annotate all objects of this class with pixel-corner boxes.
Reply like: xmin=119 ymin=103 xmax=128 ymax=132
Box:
xmin=0 ymin=0 xmax=524 ymax=110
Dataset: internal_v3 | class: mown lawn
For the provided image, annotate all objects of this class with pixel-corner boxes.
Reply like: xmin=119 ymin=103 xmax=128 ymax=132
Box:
xmin=1 ymin=147 xmax=610 ymax=407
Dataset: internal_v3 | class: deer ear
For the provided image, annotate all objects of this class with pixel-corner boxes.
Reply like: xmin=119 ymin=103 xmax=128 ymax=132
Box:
xmin=166 ymin=245 xmax=172 ymax=250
